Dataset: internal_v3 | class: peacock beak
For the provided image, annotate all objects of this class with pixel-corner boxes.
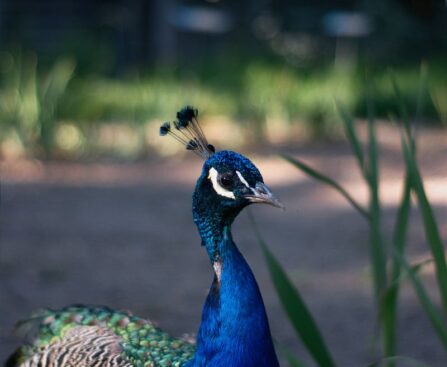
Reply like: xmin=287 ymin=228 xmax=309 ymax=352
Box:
xmin=244 ymin=182 xmax=284 ymax=209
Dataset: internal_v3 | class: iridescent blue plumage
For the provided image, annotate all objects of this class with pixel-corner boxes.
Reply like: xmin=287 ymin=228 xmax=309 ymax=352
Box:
xmin=6 ymin=107 xmax=281 ymax=367
xmin=188 ymin=150 xmax=280 ymax=366
xmin=192 ymin=151 xmax=262 ymax=260
xmin=187 ymin=229 xmax=279 ymax=367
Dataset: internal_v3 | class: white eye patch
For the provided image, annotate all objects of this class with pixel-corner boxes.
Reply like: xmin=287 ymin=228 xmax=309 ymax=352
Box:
xmin=208 ymin=167 xmax=252 ymax=200
xmin=208 ymin=167 xmax=235 ymax=199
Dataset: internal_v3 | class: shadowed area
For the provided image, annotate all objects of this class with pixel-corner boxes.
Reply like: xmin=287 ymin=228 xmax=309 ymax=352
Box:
xmin=1 ymin=129 xmax=446 ymax=366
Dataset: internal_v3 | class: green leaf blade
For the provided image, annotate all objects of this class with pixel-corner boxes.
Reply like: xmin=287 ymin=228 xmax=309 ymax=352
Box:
xmin=382 ymin=173 xmax=412 ymax=360
xmin=250 ymin=213 xmax=337 ymax=367
xmin=336 ymin=100 xmax=365 ymax=175
xmin=261 ymin=242 xmax=337 ymax=367
xmin=402 ymin=138 xmax=447 ymax=314
xmin=392 ymin=249 xmax=447 ymax=349
xmin=281 ymin=154 xmax=369 ymax=220
xmin=366 ymin=113 xmax=387 ymax=302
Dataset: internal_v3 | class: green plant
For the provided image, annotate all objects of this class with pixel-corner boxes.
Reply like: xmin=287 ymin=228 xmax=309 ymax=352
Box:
xmin=0 ymin=51 xmax=39 ymax=145
xmin=254 ymin=72 xmax=447 ymax=366
xmin=37 ymin=56 xmax=76 ymax=156
xmin=1 ymin=51 xmax=445 ymax=158
xmin=250 ymin=211 xmax=337 ymax=367
xmin=0 ymin=51 xmax=75 ymax=157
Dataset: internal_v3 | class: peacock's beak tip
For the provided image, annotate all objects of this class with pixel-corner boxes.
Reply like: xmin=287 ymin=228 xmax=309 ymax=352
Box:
xmin=244 ymin=182 xmax=285 ymax=210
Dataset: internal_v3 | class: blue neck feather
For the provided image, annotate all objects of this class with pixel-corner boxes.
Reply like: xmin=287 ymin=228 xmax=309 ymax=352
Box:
xmin=187 ymin=177 xmax=280 ymax=367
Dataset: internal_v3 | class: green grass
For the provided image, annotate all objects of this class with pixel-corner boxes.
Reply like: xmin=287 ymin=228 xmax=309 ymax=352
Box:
xmin=253 ymin=73 xmax=447 ymax=366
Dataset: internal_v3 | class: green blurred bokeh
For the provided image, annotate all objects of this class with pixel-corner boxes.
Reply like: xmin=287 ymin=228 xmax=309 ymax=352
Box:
xmin=0 ymin=0 xmax=445 ymax=159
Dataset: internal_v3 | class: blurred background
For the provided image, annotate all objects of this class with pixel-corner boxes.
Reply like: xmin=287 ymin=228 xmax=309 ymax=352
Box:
xmin=0 ymin=0 xmax=446 ymax=366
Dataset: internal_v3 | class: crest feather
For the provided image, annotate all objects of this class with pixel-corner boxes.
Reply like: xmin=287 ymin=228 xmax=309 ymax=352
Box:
xmin=159 ymin=106 xmax=215 ymax=159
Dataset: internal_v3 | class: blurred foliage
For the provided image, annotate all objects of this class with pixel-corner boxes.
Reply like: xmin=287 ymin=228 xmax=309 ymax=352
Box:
xmin=0 ymin=50 xmax=75 ymax=158
xmin=0 ymin=50 xmax=445 ymax=159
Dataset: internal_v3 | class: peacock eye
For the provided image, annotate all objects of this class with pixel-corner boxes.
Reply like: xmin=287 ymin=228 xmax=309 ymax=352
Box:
xmin=218 ymin=172 xmax=234 ymax=189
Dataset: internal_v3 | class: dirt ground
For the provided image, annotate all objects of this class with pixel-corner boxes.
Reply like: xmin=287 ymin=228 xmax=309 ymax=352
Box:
xmin=1 ymin=126 xmax=446 ymax=366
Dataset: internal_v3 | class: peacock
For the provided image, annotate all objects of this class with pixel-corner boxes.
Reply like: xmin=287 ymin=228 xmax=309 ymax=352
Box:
xmin=6 ymin=106 xmax=283 ymax=367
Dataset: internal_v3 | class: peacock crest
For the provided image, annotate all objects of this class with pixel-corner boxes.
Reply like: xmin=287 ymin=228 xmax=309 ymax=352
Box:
xmin=159 ymin=106 xmax=215 ymax=159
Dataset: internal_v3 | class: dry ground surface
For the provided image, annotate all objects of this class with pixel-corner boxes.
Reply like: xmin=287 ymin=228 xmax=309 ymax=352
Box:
xmin=1 ymin=125 xmax=446 ymax=366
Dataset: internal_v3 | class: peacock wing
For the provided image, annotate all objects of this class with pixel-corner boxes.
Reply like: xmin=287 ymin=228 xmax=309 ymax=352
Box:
xmin=10 ymin=325 xmax=133 ymax=367
xmin=8 ymin=306 xmax=195 ymax=367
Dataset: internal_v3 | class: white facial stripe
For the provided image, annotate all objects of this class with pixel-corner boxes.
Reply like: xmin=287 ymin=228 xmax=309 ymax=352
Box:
xmin=208 ymin=167 xmax=236 ymax=199
xmin=236 ymin=171 xmax=250 ymax=188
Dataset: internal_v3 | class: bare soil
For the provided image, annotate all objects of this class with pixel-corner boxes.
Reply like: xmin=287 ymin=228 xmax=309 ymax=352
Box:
xmin=1 ymin=126 xmax=446 ymax=366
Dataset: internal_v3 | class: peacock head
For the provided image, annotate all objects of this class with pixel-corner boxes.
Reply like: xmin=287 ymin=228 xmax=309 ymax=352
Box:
xmin=160 ymin=106 xmax=282 ymax=220
xmin=197 ymin=150 xmax=282 ymax=212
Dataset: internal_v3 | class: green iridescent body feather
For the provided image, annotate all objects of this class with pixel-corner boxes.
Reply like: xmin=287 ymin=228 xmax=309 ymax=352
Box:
xmin=14 ymin=306 xmax=195 ymax=367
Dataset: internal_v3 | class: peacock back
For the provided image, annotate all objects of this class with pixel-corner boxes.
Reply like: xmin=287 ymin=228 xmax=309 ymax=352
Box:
xmin=8 ymin=305 xmax=195 ymax=367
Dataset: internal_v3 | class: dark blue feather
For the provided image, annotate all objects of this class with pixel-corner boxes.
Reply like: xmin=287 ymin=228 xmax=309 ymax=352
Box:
xmin=177 ymin=106 xmax=198 ymax=127
xmin=187 ymin=150 xmax=279 ymax=367
xmin=186 ymin=231 xmax=279 ymax=367
xmin=159 ymin=122 xmax=171 ymax=136
xmin=159 ymin=106 xmax=214 ymax=159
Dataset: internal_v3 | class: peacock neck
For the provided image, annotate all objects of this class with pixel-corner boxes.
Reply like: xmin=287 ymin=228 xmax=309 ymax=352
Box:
xmin=188 ymin=211 xmax=280 ymax=367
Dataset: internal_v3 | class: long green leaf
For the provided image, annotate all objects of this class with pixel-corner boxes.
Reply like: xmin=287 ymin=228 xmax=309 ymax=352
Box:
xmin=392 ymin=248 xmax=447 ymax=349
xmin=390 ymin=74 xmax=417 ymax=161
xmin=336 ymin=100 xmax=366 ymax=176
xmin=366 ymin=89 xmax=387 ymax=303
xmin=382 ymin=75 xmax=417 ymax=365
xmin=381 ymin=257 xmax=433 ymax=347
xmin=414 ymin=63 xmax=428 ymax=122
xmin=281 ymin=154 xmax=369 ymax=220
xmin=390 ymin=72 xmax=411 ymax=140
xmin=382 ymin=174 xmax=412 ymax=360
xmin=249 ymin=212 xmax=337 ymax=367
xmin=402 ymin=137 xmax=447 ymax=314
xmin=390 ymin=75 xmax=447 ymax=354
